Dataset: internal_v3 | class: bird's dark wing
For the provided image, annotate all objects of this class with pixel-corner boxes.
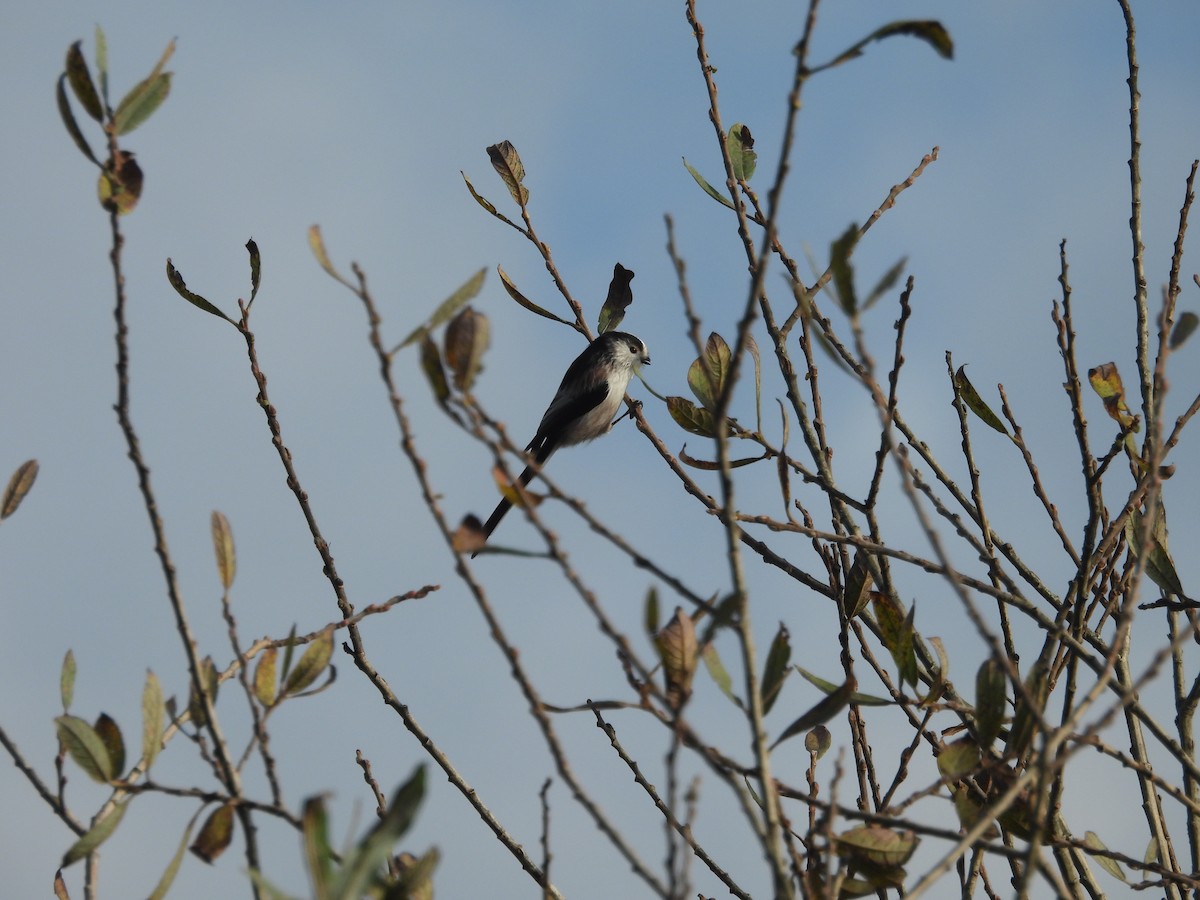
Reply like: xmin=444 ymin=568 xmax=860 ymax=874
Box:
xmin=528 ymin=380 xmax=609 ymax=461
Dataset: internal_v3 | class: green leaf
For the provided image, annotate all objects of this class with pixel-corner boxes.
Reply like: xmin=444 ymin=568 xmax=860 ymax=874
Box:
xmin=2 ymin=458 xmax=39 ymax=520
xmin=701 ymin=643 xmax=742 ymax=708
xmin=211 ymin=510 xmax=236 ymax=590
xmin=746 ymin=332 xmax=762 ymax=431
xmin=419 ymin=335 xmax=451 ymax=409
xmin=283 ymin=628 xmax=334 ymax=697
xmin=683 ymin=158 xmax=734 ymax=209
xmin=307 ymin=224 xmax=354 ymax=289
xmin=246 ymin=238 xmax=262 ymax=304
xmin=60 ymin=649 xmax=76 ymax=712
xmin=726 ymin=123 xmax=757 ymax=181
xmin=687 ymin=333 xmax=732 ymax=412
xmin=113 ymin=72 xmax=171 ymax=136
xmin=142 ymin=669 xmax=165 ymax=770
xmin=794 ymin=666 xmax=891 ymax=706
xmin=643 ymin=587 xmax=659 ymax=637
xmin=1088 ymin=362 xmax=1138 ymax=432
xmin=93 ymin=713 xmax=125 ymax=778
xmin=936 ymin=737 xmax=981 ymax=781
xmin=187 ymin=656 xmax=219 ymax=727
xmin=147 ymin=815 xmax=199 ymax=900
xmin=760 ymin=623 xmax=791 ymax=715
xmin=65 ymin=41 xmax=103 ymax=122
xmin=1126 ymin=503 xmax=1187 ymax=598
xmin=804 ymin=725 xmax=831 ymax=759
xmin=954 ymin=365 xmax=1010 ymax=436
xmin=333 ymin=767 xmax=427 ymax=899
xmin=112 ymin=39 xmax=175 ymax=135
xmin=771 ymin=678 xmax=854 ymax=749
xmin=497 ymin=265 xmax=569 ymax=325
xmin=94 ymin=26 xmax=109 ymax=108
xmin=829 ymin=223 xmax=859 ymax=315
xmin=843 ymin=550 xmax=874 ymax=618
xmin=55 ymin=75 xmax=100 ymax=166
xmin=1083 ymin=831 xmax=1127 ymax=883
xmin=190 ymin=803 xmax=235 ymax=864
xmin=667 ymin=396 xmax=717 ymax=437
xmin=1005 ymin=659 xmax=1049 ymax=761
xmin=862 ymin=256 xmax=908 ymax=311
xmin=443 ymin=307 xmax=490 ymax=392
xmin=871 ymin=593 xmax=917 ymax=689
xmin=597 ymin=263 xmax=635 ymax=335
xmin=486 ymin=140 xmax=529 ymax=205
xmin=55 ymin=715 xmax=114 ymax=783
xmin=974 ymin=657 xmax=1006 ymax=749
xmin=1170 ymin=312 xmax=1198 ymax=350
xmin=396 ymin=267 xmax=488 ymax=350
xmin=254 ymin=647 xmax=278 ymax=708
xmin=166 ymin=259 xmax=233 ymax=323
xmin=62 ymin=802 xmax=128 ymax=867
xmin=868 ymin=20 xmax=954 ymax=59
xmin=834 ymin=824 xmax=919 ymax=868
xmin=301 ymin=797 xmax=334 ymax=895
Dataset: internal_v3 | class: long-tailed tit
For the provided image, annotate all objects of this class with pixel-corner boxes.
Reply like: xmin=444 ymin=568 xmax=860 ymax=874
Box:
xmin=474 ymin=331 xmax=650 ymax=555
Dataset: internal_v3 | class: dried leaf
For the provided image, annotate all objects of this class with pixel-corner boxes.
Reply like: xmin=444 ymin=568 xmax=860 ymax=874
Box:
xmin=245 ymin=238 xmax=262 ymax=304
xmin=1088 ymin=362 xmax=1138 ymax=431
xmin=98 ymin=150 xmax=143 ymax=215
xmin=190 ymin=803 xmax=235 ymax=864
xmin=211 ymin=510 xmax=236 ymax=590
xmin=1 ymin=459 xmax=39 ymax=520
xmin=93 ymin=713 xmax=125 ymax=778
xmin=597 ymin=263 xmax=635 ymax=335
xmin=443 ymin=307 xmax=490 ymax=392
xmin=843 ymin=550 xmax=874 ymax=618
xmin=655 ymin=607 xmax=698 ymax=710
xmin=486 ymin=140 xmax=529 ymax=205
xmin=187 ymin=656 xmax=219 ymax=727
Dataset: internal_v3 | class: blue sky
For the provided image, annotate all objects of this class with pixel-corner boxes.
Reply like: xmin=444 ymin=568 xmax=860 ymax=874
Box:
xmin=3 ymin=2 xmax=1200 ymax=897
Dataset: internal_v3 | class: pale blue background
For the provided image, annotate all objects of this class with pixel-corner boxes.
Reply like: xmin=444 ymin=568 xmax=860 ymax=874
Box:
xmin=2 ymin=2 xmax=1199 ymax=897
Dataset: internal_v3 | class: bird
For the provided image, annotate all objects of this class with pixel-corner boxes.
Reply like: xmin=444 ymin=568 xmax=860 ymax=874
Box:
xmin=473 ymin=331 xmax=650 ymax=556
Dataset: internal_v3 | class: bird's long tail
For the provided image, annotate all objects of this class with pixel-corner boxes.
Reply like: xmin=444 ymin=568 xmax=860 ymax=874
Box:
xmin=472 ymin=461 xmax=538 ymax=557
